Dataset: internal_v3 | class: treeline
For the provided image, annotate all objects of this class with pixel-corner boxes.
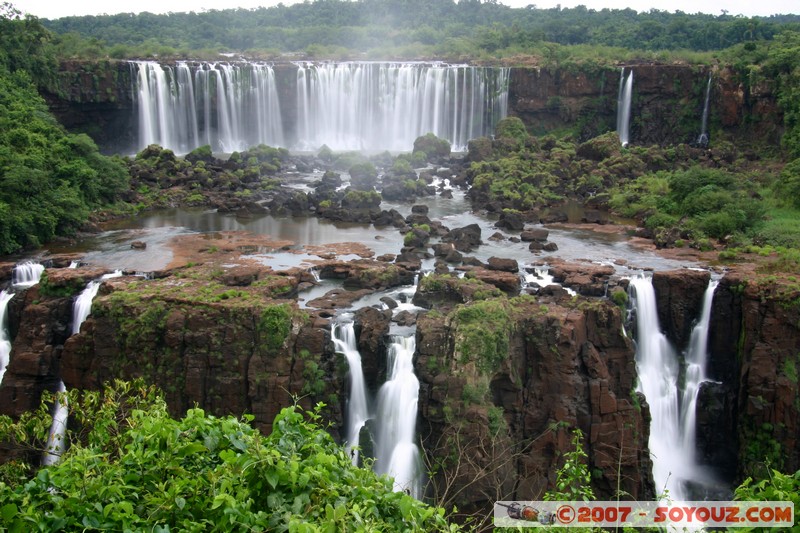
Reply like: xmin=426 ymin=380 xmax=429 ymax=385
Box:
xmin=41 ymin=0 xmax=800 ymax=60
xmin=0 ymin=4 xmax=128 ymax=255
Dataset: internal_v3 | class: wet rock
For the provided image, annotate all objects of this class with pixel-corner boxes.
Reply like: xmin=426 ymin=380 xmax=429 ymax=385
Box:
xmin=131 ymin=241 xmax=147 ymax=249
xmin=380 ymin=296 xmax=398 ymax=309
xmin=520 ymin=228 xmax=549 ymax=242
xmin=495 ymin=210 xmax=525 ymax=231
xmin=442 ymin=223 xmax=482 ymax=253
xmin=488 ymin=232 xmax=505 ymax=241
xmin=487 ymin=257 xmax=519 ymax=273
xmin=465 ymin=267 xmax=521 ymax=295
xmin=393 ymin=310 xmax=417 ymax=327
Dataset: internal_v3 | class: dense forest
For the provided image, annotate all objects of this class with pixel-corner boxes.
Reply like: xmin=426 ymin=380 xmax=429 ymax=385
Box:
xmin=39 ymin=0 xmax=800 ymax=61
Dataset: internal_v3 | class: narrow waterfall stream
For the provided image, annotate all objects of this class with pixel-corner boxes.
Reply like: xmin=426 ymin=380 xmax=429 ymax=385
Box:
xmin=630 ymin=275 xmax=719 ymax=501
xmin=333 ymin=319 xmax=370 ymax=467
xmin=373 ymin=334 xmax=422 ymax=499
xmin=616 ymin=68 xmax=633 ymax=147
xmin=697 ymin=75 xmax=713 ymax=146
xmin=680 ymin=280 xmax=719 ymax=467
xmin=0 ymin=290 xmax=14 ymax=385
xmin=43 ymin=271 xmax=123 ymax=466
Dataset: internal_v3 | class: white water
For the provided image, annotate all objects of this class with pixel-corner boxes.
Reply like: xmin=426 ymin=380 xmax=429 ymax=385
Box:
xmin=616 ymin=69 xmax=633 ymax=147
xmin=132 ymin=61 xmax=508 ymax=154
xmin=630 ymin=276 xmax=685 ymax=499
xmin=332 ymin=320 xmax=370 ymax=466
xmin=631 ymin=276 xmax=718 ymax=501
xmin=679 ymin=279 xmax=718 ymax=464
xmin=373 ymin=335 xmax=422 ymax=498
xmin=0 ymin=290 xmax=14 ymax=385
xmin=12 ymin=262 xmax=45 ymax=288
xmin=135 ymin=61 xmax=284 ymax=153
xmin=43 ymin=271 xmax=123 ymax=465
xmin=696 ymin=75 xmax=712 ymax=146
xmin=42 ymin=380 xmax=68 ymax=466
xmin=295 ymin=63 xmax=508 ymax=152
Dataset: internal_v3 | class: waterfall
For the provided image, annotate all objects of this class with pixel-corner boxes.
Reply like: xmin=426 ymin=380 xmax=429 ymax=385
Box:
xmin=43 ymin=271 xmax=123 ymax=466
xmin=373 ymin=335 xmax=422 ymax=498
xmin=12 ymin=262 xmax=44 ymax=288
xmin=630 ymin=276 xmax=719 ymax=501
xmin=616 ymin=68 xmax=633 ymax=147
xmin=696 ymin=75 xmax=712 ymax=147
xmin=629 ymin=275 xmax=685 ymax=500
xmin=42 ymin=381 xmax=68 ymax=466
xmin=679 ymin=279 xmax=718 ymax=464
xmin=132 ymin=61 xmax=508 ymax=154
xmin=0 ymin=290 xmax=14 ymax=385
xmin=295 ymin=63 xmax=508 ymax=152
xmin=332 ymin=320 xmax=370 ymax=466
xmin=134 ymin=61 xmax=284 ymax=154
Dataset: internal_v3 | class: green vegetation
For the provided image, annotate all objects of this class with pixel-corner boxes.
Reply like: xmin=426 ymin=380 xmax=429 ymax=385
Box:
xmin=36 ymin=1 xmax=800 ymax=63
xmin=734 ymin=466 xmax=800 ymax=531
xmin=452 ymin=298 xmax=512 ymax=375
xmin=0 ymin=380 xmax=457 ymax=531
xmin=0 ymin=5 xmax=129 ymax=254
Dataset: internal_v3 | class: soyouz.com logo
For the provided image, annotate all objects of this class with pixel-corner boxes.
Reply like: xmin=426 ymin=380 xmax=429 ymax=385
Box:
xmin=494 ymin=501 xmax=795 ymax=528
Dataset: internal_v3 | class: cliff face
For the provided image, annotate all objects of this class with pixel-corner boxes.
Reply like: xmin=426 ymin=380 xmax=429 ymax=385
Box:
xmin=412 ymin=287 xmax=654 ymax=510
xmin=508 ymin=64 xmax=781 ymax=147
xmin=44 ymin=60 xmax=782 ymax=154
xmin=1 ymin=262 xmax=798 ymax=501
xmin=705 ymin=270 xmax=800 ymax=481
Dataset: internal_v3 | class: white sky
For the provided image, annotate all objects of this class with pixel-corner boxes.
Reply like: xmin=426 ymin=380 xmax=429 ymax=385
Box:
xmin=18 ymin=0 xmax=798 ymax=20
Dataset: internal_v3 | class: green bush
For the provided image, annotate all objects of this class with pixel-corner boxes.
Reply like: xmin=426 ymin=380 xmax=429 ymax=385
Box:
xmin=0 ymin=380 xmax=456 ymax=531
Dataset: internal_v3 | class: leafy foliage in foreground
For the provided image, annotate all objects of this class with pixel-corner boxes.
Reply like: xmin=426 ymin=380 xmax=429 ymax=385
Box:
xmin=0 ymin=380 xmax=457 ymax=532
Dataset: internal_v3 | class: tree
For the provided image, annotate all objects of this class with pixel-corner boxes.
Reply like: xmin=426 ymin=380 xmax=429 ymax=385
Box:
xmin=0 ymin=380 xmax=459 ymax=531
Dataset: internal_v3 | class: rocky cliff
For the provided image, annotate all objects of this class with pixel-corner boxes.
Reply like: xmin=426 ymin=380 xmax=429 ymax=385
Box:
xmin=412 ymin=274 xmax=654 ymax=512
xmin=1 ymin=260 xmax=798 ymax=507
xmin=43 ymin=60 xmax=782 ymax=154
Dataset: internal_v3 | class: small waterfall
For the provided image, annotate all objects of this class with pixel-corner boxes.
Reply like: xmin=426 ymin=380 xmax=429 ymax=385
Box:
xmin=616 ymin=68 xmax=633 ymax=147
xmin=696 ymin=75 xmax=712 ymax=147
xmin=373 ymin=335 xmax=422 ymax=498
xmin=332 ymin=320 xmax=370 ymax=466
xmin=0 ymin=290 xmax=14 ymax=385
xmin=12 ymin=262 xmax=44 ymax=288
xmin=679 ymin=279 xmax=719 ymax=463
xmin=42 ymin=381 xmax=68 ymax=466
xmin=629 ymin=275 xmax=685 ymax=500
xmin=630 ymin=276 xmax=721 ymax=501
xmin=43 ymin=271 xmax=123 ymax=465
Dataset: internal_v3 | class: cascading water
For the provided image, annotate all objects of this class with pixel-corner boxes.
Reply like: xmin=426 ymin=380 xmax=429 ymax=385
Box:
xmin=616 ymin=68 xmax=633 ymax=147
xmin=629 ymin=275 xmax=685 ymax=500
xmin=696 ymin=75 xmax=713 ymax=147
xmin=132 ymin=61 xmax=508 ymax=154
xmin=333 ymin=320 xmax=370 ymax=466
xmin=43 ymin=271 xmax=123 ymax=466
xmin=134 ymin=61 xmax=284 ymax=154
xmin=679 ymin=279 xmax=718 ymax=465
xmin=295 ymin=63 xmax=509 ymax=152
xmin=373 ymin=335 xmax=422 ymax=498
xmin=12 ymin=262 xmax=45 ymax=288
xmin=0 ymin=290 xmax=14 ymax=385
xmin=630 ymin=276 xmax=719 ymax=501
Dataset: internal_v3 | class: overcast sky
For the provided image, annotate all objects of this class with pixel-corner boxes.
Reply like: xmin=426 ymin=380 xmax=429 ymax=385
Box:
xmin=19 ymin=0 xmax=798 ymax=20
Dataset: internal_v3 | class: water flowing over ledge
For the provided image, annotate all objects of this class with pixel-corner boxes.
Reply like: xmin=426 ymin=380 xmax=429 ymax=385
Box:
xmin=132 ymin=61 xmax=509 ymax=154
